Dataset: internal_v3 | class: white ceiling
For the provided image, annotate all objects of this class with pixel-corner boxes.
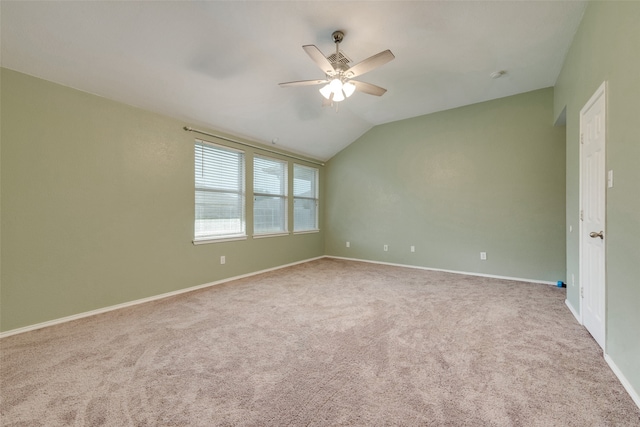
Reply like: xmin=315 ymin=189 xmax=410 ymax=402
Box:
xmin=1 ymin=1 xmax=586 ymax=161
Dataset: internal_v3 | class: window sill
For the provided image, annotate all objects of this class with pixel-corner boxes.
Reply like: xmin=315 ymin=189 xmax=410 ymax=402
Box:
xmin=253 ymin=232 xmax=290 ymax=239
xmin=193 ymin=235 xmax=247 ymax=245
xmin=293 ymin=229 xmax=320 ymax=235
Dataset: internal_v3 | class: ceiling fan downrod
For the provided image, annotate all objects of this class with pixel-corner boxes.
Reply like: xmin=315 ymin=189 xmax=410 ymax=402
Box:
xmin=331 ymin=31 xmax=344 ymax=70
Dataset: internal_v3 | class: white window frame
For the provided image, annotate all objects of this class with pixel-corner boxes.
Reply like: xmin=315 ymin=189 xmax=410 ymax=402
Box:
xmin=293 ymin=163 xmax=319 ymax=233
xmin=193 ymin=140 xmax=246 ymax=244
xmin=253 ymin=155 xmax=289 ymax=237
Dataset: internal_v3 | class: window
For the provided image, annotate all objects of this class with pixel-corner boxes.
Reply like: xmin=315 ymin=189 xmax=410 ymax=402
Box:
xmin=194 ymin=140 xmax=245 ymax=242
xmin=253 ymin=156 xmax=288 ymax=235
xmin=293 ymin=164 xmax=319 ymax=232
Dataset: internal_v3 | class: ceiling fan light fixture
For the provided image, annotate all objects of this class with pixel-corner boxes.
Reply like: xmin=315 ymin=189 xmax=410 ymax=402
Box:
xmin=343 ymin=81 xmax=356 ymax=97
xmin=319 ymin=84 xmax=333 ymax=99
xmin=329 ymin=78 xmax=343 ymax=92
xmin=333 ymin=89 xmax=345 ymax=102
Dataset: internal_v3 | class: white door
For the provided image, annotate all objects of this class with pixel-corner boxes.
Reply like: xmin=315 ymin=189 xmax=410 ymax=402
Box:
xmin=579 ymin=82 xmax=606 ymax=350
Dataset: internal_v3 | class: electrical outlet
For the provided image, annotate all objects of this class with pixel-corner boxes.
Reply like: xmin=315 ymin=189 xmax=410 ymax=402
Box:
xmin=410 ymin=245 xmax=415 ymax=253
xmin=346 ymin=241 xmax=350 ymax=248
xmin=220 ymin=255 xmax=226 ymax=265
xmin=480 ymin=252 xmax=487 ymax=260
xmin=383 ymin=244 xmax=388 ymax=252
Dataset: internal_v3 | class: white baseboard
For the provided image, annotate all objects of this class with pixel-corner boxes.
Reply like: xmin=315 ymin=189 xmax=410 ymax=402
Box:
xmin=605 ymin=354 xmax=640 ymax=411
xmin=565 ymin=299 xmax=581 ymax=324
xmin=326 ymin=256 xmax=557 ymax=286
xmin=0 ymin=256 xmax=324 ymax=339
xmin=566 ymin=299 xmax=639 ymax=411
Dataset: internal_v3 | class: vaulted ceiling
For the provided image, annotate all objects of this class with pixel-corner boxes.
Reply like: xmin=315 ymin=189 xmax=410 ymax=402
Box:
xmin=1 ymin=1 xmax=586 ymax=160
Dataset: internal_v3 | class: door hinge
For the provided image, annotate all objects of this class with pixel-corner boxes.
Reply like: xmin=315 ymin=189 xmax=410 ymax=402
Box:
xmin=580 ymin=134 xmax=584 ymax=144
xmin=580 ymin=210 xmax=584 ymax=221
xmin=581 ymin=287 xmax=584 ymax=298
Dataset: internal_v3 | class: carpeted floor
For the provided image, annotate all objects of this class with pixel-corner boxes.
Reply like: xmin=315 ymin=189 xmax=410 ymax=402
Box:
xmin=1 ymin=258 xmax=639 ymax=426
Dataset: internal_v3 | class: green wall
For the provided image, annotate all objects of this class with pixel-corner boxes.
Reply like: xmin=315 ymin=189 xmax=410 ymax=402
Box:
xmin=554 ymin=1 xmax=640 ymax=399
xmin=325 ymin=88 xmax=566 ymax=283
xmin=0 ymin=68 xmax=324 ymax=332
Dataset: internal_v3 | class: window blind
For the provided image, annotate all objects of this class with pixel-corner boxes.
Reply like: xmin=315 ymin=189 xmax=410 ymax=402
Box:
xmin=254 ymin=156 xmax=288 ymax=235
xmin=194 ymin=140 xmax=245 ymax=240
xmin=293 ymin=164 xmax=319 ymax=231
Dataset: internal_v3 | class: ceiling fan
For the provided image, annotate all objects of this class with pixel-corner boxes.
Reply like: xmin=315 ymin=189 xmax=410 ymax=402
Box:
xmin=279 ymin=30 xmax=395 ymax=105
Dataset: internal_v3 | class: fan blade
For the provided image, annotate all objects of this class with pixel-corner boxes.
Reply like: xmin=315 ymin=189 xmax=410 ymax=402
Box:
xmin=344 ymin=50 xmax=395 ymax=78
xmin=303 ymin=45 xmax=335 ymax=75
xmin=279 ymin=79 xmax=328 ymax=87
xmin=351 ymin=80 xmax=387 ymax=96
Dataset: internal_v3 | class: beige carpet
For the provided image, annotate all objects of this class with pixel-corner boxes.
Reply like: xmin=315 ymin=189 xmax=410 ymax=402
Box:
xmin=1 ymin=258 xmax=639 ymax=426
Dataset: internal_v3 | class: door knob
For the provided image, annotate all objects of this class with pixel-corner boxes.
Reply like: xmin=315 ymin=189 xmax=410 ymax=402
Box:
xmin=589 ymin=231 xmax=604 ymax=239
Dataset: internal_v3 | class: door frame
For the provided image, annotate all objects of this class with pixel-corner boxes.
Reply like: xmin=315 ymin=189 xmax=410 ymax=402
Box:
xmin=578 ymin=81 xmax=607 ymax=350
